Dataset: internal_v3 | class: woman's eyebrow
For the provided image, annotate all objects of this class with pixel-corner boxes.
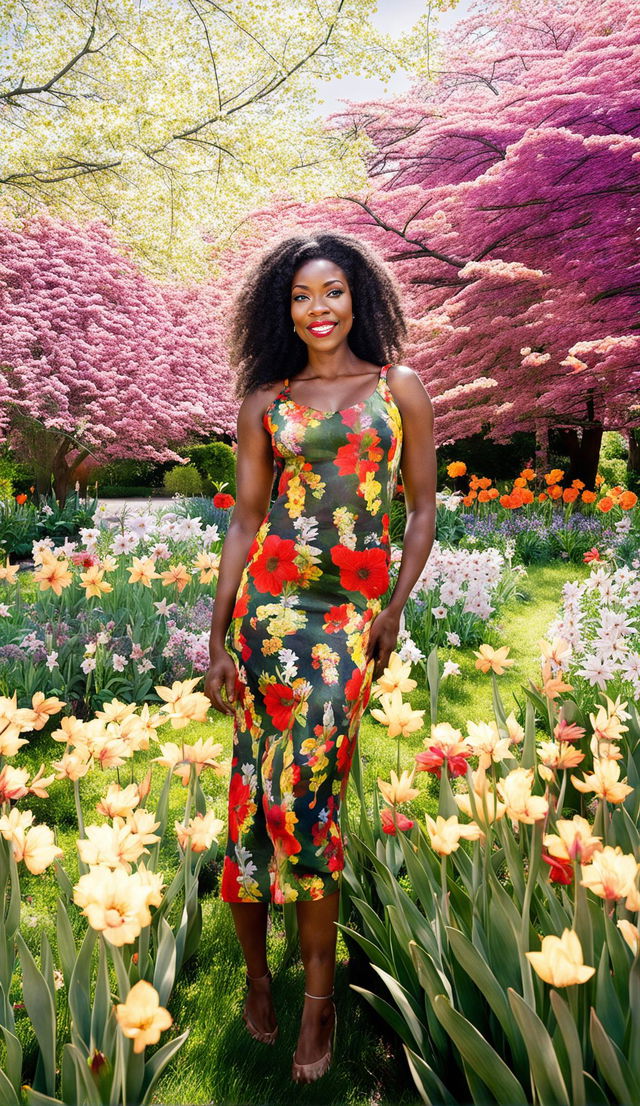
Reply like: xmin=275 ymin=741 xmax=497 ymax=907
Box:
xmin=291 ymin=278 xmax=344 ymax=290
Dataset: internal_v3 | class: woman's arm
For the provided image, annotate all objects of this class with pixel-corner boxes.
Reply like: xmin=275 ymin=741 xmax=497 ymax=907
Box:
xmin=365 ymin=366 xmax=437 ymax=677
xmin=205 ymin=391 xmax=277 ymax=715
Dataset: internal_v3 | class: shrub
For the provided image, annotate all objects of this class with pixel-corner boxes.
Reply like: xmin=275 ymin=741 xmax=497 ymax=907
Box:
xmin=600 ymin=430 xmax=627 ymax=460
xmin=189 ymin=441 xmax=236 ymax=494
xmin=93 ymin=456 xmax=165 ymax=489
xmin=163 ymin=464 xmax=203 ymax=496
xmin=599 ymin=456 xmax=628 ymax=488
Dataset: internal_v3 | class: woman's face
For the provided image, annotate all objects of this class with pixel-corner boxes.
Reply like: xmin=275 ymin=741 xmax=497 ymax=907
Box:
xmin=290 ymin=258 xmax=354 ymax=351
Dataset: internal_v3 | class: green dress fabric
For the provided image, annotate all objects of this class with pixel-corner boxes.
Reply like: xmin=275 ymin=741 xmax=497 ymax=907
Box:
xmin=221 ymin=363 xmax=403 ymax=903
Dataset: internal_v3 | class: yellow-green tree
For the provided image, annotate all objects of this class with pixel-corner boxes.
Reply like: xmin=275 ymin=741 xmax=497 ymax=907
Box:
xmin=0 ymin=0 xmax=454 ymax=279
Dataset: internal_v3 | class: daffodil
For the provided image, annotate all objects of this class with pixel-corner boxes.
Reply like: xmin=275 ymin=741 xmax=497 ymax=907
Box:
xmin=377 ymin=768 xmax=419 ymax=806
xmin=473 ymin=644 xmax=514 ymax=675
xmin=425 ymin=814 xmax=482 ymax=855
xmin=369 ymin=687 xmax=425 ymax=737
xmin=371 ymin=652 xmax=417 ymax=698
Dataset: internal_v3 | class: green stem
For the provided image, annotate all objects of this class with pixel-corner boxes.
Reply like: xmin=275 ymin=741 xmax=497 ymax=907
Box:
xmin=440 ymin=853 xmax=449 ymax=924
xmin=520 ymin=820 xmax=543 ymax=1006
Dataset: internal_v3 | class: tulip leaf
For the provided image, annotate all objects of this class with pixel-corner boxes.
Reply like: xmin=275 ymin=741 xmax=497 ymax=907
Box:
xmin=53 ymin=859 xmax=74 ymax=902
xmin=370 ymin=963 xmax=430 ymax=1054
xmin=39 ymin=933 xmax=56 ymax=1009
xmin=549 ymin=990 xmax=586 ymax=1106
xmin=590 ymin=1007 xmax=640 ymax=1104
xmin=629 ymin=950 xmax=640 ymax=1077
xmin=5 ymin=854 xmax=20 ymax=939
xmin=336 ymin=922 xmax=394 ymax=976
xmin=65 ymin=1043 xmax=102 ymax=1106
xmin=1 ymin=1025 xmax=23 ymax=1098
xmin=24 ymin=1090 xmax=64 ymax=1106
xmin=90 ymin=938 xmax=111 ymax=1053
xmin=437 ymin=765 xmax=458 ymax=819
xmin=581 ymin=1072 xmax=610 ymax=1106
xmin=350 ymin=983 xmax=419 ymax=1049
xmin=153 ymin=917 xmax=178 ymax=1007
xmin=595 ymin=943 xmax=626 ymax=1047
xmin=0 ymin=1066 xmax=20 ymax=1106
xmin=403 ymin=1043 xmax=456 ymax=1106
xmin=16 ymin=934 xmax=56 ymax=1099
xmin=521 ymin=696 xmax=537 ymax=769
xmin=140 ymin=1029 xmax=190 ymax=1106
xmin=507 ymin=988 xmax=570 ymax=1106
xmin=446 ymin=926 xmax=527 ymax=1073
xmin=55 ymin=900 xmax=77 ymax=990
xmin=351 ymin=895 xmax=392 ymax=952
xmin=426 ymin=644 xmax=439 ymax=725
xmin=68 ymin=927 xmax=97 ymax=1050
xmin=432 ymin=993 xmax=528 ymax=1106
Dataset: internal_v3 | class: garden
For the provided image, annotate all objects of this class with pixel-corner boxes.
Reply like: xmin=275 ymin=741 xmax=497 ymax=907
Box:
xmin=1 ymin=0 xmax=639 ymax=1104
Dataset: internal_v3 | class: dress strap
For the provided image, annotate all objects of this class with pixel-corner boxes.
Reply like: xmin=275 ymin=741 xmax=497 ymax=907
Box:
xmin=379 ymin=363 xmax=392 ymax=382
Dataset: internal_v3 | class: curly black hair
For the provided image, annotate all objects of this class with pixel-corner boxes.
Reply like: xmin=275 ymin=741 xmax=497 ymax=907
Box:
xmin=227 ymin=232 xmax=407 ymax=399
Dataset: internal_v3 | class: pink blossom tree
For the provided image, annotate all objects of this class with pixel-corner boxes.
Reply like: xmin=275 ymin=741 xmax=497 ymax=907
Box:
xmin=0 ymin=216 xmax=236 ymax=500
xmin=216 ymin=0 xmax=640 ymax=487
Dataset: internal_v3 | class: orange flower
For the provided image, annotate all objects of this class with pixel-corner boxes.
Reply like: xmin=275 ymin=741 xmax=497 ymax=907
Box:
xmin=447 ymin=461 xmax=467 ymax=478
xmin=15 ymin=493 xmax=27 ymax=505
xmin=473 ymin=644 xmax=514 ymax=675
xmin=80 ymin=566 xmax=113 ymax=598
xmin=115 ymin=981 xmax=173 ymax=1053
xmin=597 ymin=497 xmax=613 ymax=513
xmin=547 ymin=484 xmax=563 ymax=500
xmin=545 ymin=469 xmax=565 ymax=484
xmin=520 ymin=468 xmax=536 ymax=481
xmin=595 ymin=473 xmax=605 ymax=486
xmin=159 ymin=564 xmax=191 ymax=592
xmin=581 ymin=489 xmax=597 ymax=503
xmin=584 ymin=547 xmax=601 ymax=563
xmin=619 ymin=490 xmax=637 ymax=510
xmin=31 ymin=692 xmax=66 ymax=730
xmin=33 ymin=556 xmax=73 ymax=595
xmin=562 ymin=487 xmax=579 ymax=503
xmin=128 ymin=557 xmax=160 ymax=587
xmin=0 ymin=559 xmax=19 ymax=584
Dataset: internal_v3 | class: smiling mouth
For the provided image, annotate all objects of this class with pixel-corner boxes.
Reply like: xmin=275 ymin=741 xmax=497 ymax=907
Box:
xmin=307 ymin=322 xmax=338 ymax=336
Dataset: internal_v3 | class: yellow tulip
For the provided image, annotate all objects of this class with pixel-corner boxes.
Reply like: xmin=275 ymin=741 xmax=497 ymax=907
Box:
xmin=617 ymin=920 xmax=640 ymax=955
xmin=115 ymin=980 xmax=172 ymax=1053
xmin=505 ymin=711 xmax=525 ymax=745
xmin=455 ymin=765 xmax=506 ymax=826
xmin=77 ymin=822 xmax=148 ymax=870
xmin=526 ymin=929 xmax=595 ymax=987
xmin=124 ymin=810 xmax=161 ymax=846
xmin=465 ymin=720 xmax=512 ymax=768
xmin=589 ymin=703 xmax=628 ymax=744
xmin=30 ymin=692 xmax=66 ymax=730
xmin=175 ymin=811 xmax=224 ymax=852
xmin=73 ymin=867 xmax=155 ymax=946
xmin=497 ymin=767 xmax=548 ymax=824
xmin=571 ymin=759 xmax=633 ymax=804
xmin=96 ymin=783 xmax=141 ymax=819
xmin=425 ymin=814 xmax=482 ymax=855
xmin=155 ymin=678 xmax=211 ymax=729
xmin=537 ymin=741 xmax=585 ymax=770
xmin=543 ymin=816 xmax=602 ymax=864
xmin=377 ymin=769 xmax=419 ymax=806
xmin=51 ymin=748 xmax=92 ymax=781
xmin=369 ymin=687 xmax=425 ymax=737
xmin=473 ymin=644 xmax=514 ymax=675
xmin=371 ymin=652 xmax=417 ymax=698
xmin=580 ymin=846 xmax=639 ymax=901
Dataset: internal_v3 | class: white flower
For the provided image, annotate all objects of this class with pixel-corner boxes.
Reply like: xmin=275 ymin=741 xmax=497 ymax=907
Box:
xmin=112 ymin=532 xmax=139 ymax=555
xmin=149 ymin=543 xmax=171 ymax=561
xmin=153 ymin=599 xmax=171 ymax=616
xmin=137 ymin=658 xmax=154 ymax=674
xmin=128 ymin=515 xmax=156 ymax=538
xmin=85 ymin=642 xmax=97 ymax=655
xmin=40 ymin=504 xmax=54 ymax=517
xmin=46 ymin=651 xmax=59 ymax=671
xmin=0 ymin=604 xmax=10 ymax=617
xmin=80 ymin=527 xmax=100 ymax=545
xmin=202 ymin=525 xmax=220 ymax=546
xmin=81 ymin=657 xmax=97 ymax=674
xmin=112 ymin=654 xmax=127 ymax=672
xmin=442 ymin=660 xmax=461 ymax=679
xmin=60 ymin=539 xmax=78 ymax=556
xmin=446 ymin=631 xmax=461 ymax=647
xmin=96 ymin=631 xmax=110 ymax=645
xmin=432 ymin=606 xmax=448 ymax=619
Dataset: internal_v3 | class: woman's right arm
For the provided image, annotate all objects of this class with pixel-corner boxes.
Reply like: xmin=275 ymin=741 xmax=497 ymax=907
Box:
xmin=204 ymin=391 xmax=277 ymax=715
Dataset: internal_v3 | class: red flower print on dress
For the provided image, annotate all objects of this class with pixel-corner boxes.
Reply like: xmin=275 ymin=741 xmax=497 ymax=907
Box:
xmin=232 ymin=589 xmax=249 ymax=619
xmin=220 ymin=855 xmax=242 ymax=899
xmin=249 ymin=534 xmax=300 ymax=595
xmin=228 ymin=773 xmax=254 ymax=843
xmin=264 ymin=801 xmax=301 ymax=856
xmin=330 ymin=544 xmax=389 ymax=599
xmin=263 ymin=683 xmax=296 ymax=730
xmin=323 ymin=604 xmax=351 ymax=634
xmin=334 ymin=429 xmax=383 ymax=483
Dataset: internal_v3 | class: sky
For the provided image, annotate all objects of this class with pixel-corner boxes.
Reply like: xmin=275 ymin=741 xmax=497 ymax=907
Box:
xmin=315 ymin=0 xmax=474 ymax=115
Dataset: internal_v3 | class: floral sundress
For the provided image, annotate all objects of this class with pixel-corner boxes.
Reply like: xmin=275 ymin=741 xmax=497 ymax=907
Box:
xmin=220 ymin=363 xmax=403 ymax=903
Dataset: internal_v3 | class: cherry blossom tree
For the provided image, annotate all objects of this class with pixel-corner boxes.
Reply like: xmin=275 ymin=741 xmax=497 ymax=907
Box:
xmin=0 ymin=215 xmax=234 ymax=499
xmin=216 ymin=0 xmax=640 ymax=487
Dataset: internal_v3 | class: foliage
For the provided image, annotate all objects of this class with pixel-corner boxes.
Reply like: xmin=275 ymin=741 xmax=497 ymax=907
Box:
xmin=342 ymin=626 xmax=640 ymax=1106
xmin=0 ymin=492 xmax=97 ymax=556
xmin=162 ymin=465 xmax=203 ymax=497
xmin=188 ymin=441 xmax=237 ymax=496
xmin=0 ymin=684 xmax=225 ymax=1104
xmin=0 ymin=0 xmax=447 ymax=279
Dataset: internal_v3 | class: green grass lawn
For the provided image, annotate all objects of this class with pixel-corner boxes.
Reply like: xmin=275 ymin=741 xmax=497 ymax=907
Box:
xmin=18 ymin=559 xmax=592 ymax=1105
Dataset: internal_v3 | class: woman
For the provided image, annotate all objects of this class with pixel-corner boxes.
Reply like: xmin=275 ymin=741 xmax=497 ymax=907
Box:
xmin=204 ymin=232 xmax=436 ymax=1083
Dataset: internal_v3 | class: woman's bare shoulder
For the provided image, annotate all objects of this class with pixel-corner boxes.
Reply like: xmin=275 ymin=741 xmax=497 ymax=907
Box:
xmin=387 ymin=364 xmax=433 ymax=411
xmin=238 ymin=379 xmax=288 ymax=424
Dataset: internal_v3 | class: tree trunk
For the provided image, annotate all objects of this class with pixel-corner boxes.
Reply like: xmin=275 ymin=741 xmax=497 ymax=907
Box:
xmin=534 ymin=419 xmax=549 ymax=472
xmin=555 ymin=425 xmax=603 ymax=490
xmin=628 ymin=428 xmax=640 ymax=476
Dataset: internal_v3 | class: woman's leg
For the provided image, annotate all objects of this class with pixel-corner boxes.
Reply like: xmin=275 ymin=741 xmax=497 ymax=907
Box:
xmin=229 ymin=902 xmax=277 ymax=1035
xmin=293 ymin=890 xmax=339 ymax=1068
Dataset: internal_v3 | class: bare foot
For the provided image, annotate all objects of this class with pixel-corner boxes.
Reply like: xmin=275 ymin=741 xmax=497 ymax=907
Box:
xmin=244 ymin=974 xmax=277 ymax=1038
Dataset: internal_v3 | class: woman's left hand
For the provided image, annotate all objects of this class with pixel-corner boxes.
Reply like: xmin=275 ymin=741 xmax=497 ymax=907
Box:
xmin=365 ymin=607 xmax=401 ymax=679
